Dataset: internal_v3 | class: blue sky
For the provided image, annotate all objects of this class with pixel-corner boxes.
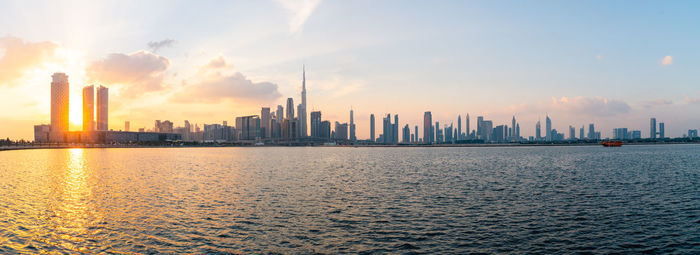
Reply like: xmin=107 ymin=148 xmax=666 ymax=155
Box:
xmin=0 ymin=0 xmax=698 ymax=139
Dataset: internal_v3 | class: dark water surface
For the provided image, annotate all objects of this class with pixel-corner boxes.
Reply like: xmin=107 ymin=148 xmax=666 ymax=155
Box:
xmin=1 ymin=145 xmax=699 ymax=254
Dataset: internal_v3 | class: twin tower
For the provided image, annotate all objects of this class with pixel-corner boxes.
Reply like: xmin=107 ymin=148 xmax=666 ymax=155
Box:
xmin=49 ymin=72 xmax=108 ymax=135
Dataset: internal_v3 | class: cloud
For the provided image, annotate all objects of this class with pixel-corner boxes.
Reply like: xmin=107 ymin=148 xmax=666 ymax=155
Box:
xmin=684 ymin=95 xmax=700 ymax=104
xmin=204 ymin=56 xmax=230 ymax=69
xmin=595 ymin=54 xmax=602 ymax=59
xmin=550 ymin=96 xmax=631 ymax=116
xmin=147 ymin=39 xmax=176 ymax=53
xmin=173 ymin=56 xmax=281 ymax=103
xmin=660 ymin=55 xmax=673 ymax=65
xmin=86 ymin=50 xmax=170 ymax=94
xmin=640 ymin=99 xmax=673 ymax=108
xmin=0 ymin=37 xmax=58 ymax=85
xmin=276 ymin=0 xmax=322 ymax=33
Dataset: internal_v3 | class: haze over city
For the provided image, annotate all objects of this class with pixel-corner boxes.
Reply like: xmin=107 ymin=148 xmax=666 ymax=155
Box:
xmin=1 ymin=0 xmax=699 ymax=140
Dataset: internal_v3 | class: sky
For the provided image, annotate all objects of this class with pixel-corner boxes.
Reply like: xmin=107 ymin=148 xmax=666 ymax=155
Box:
xmin=0 ymin=0 xmax=699 ymax=140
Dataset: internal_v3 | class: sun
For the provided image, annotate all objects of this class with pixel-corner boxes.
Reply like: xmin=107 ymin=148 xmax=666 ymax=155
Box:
xmin=41 ymin=47 xmax=89 ymax=130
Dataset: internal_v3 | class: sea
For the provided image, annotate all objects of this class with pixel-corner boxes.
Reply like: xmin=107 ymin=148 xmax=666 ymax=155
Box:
xmin=0 ymin=145 xmax=698 ymax=254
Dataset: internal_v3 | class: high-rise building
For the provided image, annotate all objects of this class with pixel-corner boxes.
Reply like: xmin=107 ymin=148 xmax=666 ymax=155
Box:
xmin=383 ymin=114 xmax=393 ymax=144
xmin=320 ymin=121 xmax=331 ymax=140
xmin=50 ymin=72 xmax=70 ymax=134
xmin=535 ymin=120 xmax=541 ymax=141
xmin=457 ymin=115 xmax=462 ymax=140
xmin=650 ymin=118 xmax=657 ymax=139
xmin=465 ymin=114 xmax=470 ymax=139
xmin=82 ymin=85 xmax=94 ymax=131
xmin=688 ymin=129 xmax=698 ymax=138
xmin=299 ymin=66 xmax=307 ymax=137
xmin=516 ymin=123 xmax=520 ymax=139
xmin=424 ymin=112 xmax=432 ymax=144
xmin=286 ymin=98 xmax=294 ymax=120
xmin=370 ymin=114 xmax=375 ymax=142
xmin=310 ymin=111 xmax=321 ymax=138
xmin=402 ymin=124 xmax=410 ymax=143
xmin=349 ymin=108 xmax=356 ymax=141
xmin=334 ymin=122 xmax=348 ymax=140
xmin=414 ymin=126 xmax=418 ymax=144
xmin=236 ymin=115 xmax=261 ymax=140
xmin=512 ymin=116 xmax=516 ymax=139
xmin=569 ymin=125 xmax=576 ymax=140
xmin=481 ymin=120 xmax=493 ymax=142
xmin=545 ymin=115 xmax=552 ymax=142
xmin=393 ymin=114 xmax=399 ymax=144
xmin=477 ymin=116 xmax=484 ymax=139
xmin=588 ymin=123 xmax=596 ymax=140
xmin=296 ymin=104 xmax=304 ymax=137
xmin=261 ymin=107 xmax=271 ymax=138
xmin=580 ymin=126 xmax=585 ymax=140
xmin=96 ymin=85 xmax=109 ymax=131
xmin=659 ymin=122 xmax=665 ymax=139
xmin=277 ymin=105 xmax=284 ymax=122
xmin=125 ymin=121 xmax=130 ymax=132
xmin=435 ymin=121 xmax=441 ymax=143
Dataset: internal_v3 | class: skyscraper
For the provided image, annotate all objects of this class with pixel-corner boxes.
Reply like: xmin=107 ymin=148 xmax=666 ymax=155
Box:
xmin=511 ymin=116 xmax=516 ymax=139
xmin=580 ymin=126 xmax=585 ymax=140
xmin=535 ymin=120 xmax=541 ymax=141
xmin=383 ymin=114 xmax=392 ymax=144
xmin=349 ymin=108 xmax=356 ymax=141
xmin=414 ymin=125 xmax=418 ymax=144
xmin=457 ymin=115 xmax=462 ymax=140
xmin=423 ymin=112 xmax=432 ymax=144
xmin=477 ymin=116 xmax=484 ymax=140
xmin=545 ymin=115 xmax=552 ymax=142
xmin=261 ymin=107 xmax=271 ymax=138
xmin=466 ymin=114 xmax=470 ymax=139
xmin=588 ymin=123 xmax=596 ymax=139
xmin=286 ymin=98 xmax=294 ymax=120
xmin=659 ymin=122 xmax=665 ymax=139
xmin=299 ymin=66 xmax=308 ymax=137
xmin=650 ymin=118 xmax=657 ymax=139
xmin=402 ymin=124 xmax=410 ymax=143
xmin=393 ymin=114 xmax=399 ymax=144
xmin=370 ymin=114 xmax=375 ymax=142
xmin=310 ymin=111 xmax=321 ymax=138
xmin=82 ymin=85 xmax=94 ymax=131
xmin=50 ymin=72 xmax=69 ymax=134
xmin=277 ymin=105 xmax=284 ymax=122
xmin=96 ymin=85 xmax=109 ymax=131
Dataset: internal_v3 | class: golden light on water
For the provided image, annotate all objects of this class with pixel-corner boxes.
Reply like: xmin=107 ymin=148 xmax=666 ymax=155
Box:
xmin=55 ymin=148 xmax=91 ymax=251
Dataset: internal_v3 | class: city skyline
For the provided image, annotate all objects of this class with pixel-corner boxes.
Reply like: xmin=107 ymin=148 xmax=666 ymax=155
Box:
xmin=1 ymin=1 xmax=700 ymax=140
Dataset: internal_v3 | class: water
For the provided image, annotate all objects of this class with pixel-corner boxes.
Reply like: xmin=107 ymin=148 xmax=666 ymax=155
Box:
xmin=0 ymin=145 xmax=699 ymax=254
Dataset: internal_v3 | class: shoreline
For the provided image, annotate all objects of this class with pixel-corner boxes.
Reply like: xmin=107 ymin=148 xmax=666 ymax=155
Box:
xmin=2 ymin=141 xmax=698 ymax=151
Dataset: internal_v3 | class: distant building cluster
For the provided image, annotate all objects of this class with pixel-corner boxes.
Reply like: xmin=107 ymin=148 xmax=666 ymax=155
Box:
xmin=33 ymin=68 xmax=696 ymax=145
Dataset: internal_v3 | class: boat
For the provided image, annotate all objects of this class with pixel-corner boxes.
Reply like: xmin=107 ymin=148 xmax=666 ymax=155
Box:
xmin=601 ymin=141 xmax=623 ymax=147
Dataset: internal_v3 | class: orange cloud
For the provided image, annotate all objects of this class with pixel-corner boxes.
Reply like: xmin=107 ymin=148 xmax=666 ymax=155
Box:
xmin=0 ymin=36 xmax=58 ymax=85
xmin=86 ymin=50 xmax=170 ymax=94
xmin=173 ymin=56 xmax=281 ymax=103
xmin=660 ymin=55 xmax=673 ymax=65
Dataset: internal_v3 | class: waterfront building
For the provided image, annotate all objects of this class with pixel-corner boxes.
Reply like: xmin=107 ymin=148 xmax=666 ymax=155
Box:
xmin=82 ymin=85 xmax=94 ymax=131
xmin=320 ymin=121 xmax=331 ymax=140
xmin=125 ymin=121 xmax=130 ymax=132
xmin=688 ymin=129 xmax=698 ymax=138
xmin=402 ymin=124 xmax=410 ymax=143
xmin=424 ymin=111 xmax=432 ymax=144
xmin=277 ymin=105 xmax=284 ymax=122
xmin=50 ymin=73 xmax=70 ymax=140
xmin=334 ymin=122 xmax=348 ymax=140
xmin=299 ymin=66 xmax=308 ymax=137
xmin=96 ymin=85 xmax=109 ymax=131
xmin=569 ymin=125 xmax=576 ymax=140
xmin=588 ymin=123 xmax=596 ymax=140
xmin=650 ymin=118 xmax=657 ymax=139
xmin=457 ymin=115 xmax=462 ymax=140
xmin=261 ymin=107 xmax=271 ymax=138
xmin=310 ymin=111 xmax=321 ymax=138
xmin=370 ymin=114 xmax=375 ymax=143
xmin=414 ymin=126 xmax=418 ymax=144
xmin=545 ymin=115 xmax=552 ymax=142
xmin=535 ymin=120 xmax=541 ymax=141
xmin=349 ymin=109 xmax=356 ymax=141
xmin=511 ymin=116 xmax=516 ymax=139
xmin=659 ymin=122 xmax=665 ymax=139
xmin=465 ymin=114 xmax=470 ymax=139
xmin=286 ymin=98 xmax=294 ymax=121
xmin=580 ymin=126 xmax=585 ymax=140
xmin=236 ymin=115 xmax=260 ymax=140
xmin=393 ymin=114 xmax=399 ymax=144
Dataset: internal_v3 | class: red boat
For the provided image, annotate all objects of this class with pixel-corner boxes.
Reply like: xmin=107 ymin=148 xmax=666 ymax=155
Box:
xmin=601 ymin=141 xmax=623 ymax=147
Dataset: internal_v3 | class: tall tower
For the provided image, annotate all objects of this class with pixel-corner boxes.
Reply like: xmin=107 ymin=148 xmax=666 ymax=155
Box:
xmin=423 ymin=112 xmax=432 ymax=144
xmin=370 ymin=114 xmax=375 ymax=142
xmin=465 ymin=114 xmax=470 ymax=139
xmin=545 ymin=114 xmax=552 ymax=141
xmin=511 ymin=116 xmax=516 ymax=139
xmin=300 ymin=65 xmax=308 ymax=137
xmin=82 ymin=85 xmax=94 ymax=131
xmin=96 ymin=85 xmax=109 ymax=131
xmin=457 ymin=115 xmax=462 ymax=140
xmin=349 ymin=108 xmax=356 ymax=141
xmin=286 ymin=98 xmax=294 ymax=120
xmin=650 ymin=118 xmax=657 ymax=139
xmin=50 ymin=72 xmax=70 ymax=133
xmin=535 ymin=119 xmax=541 ymax=140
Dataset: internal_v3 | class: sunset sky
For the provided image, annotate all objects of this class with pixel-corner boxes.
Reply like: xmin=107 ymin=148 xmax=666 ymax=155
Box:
xmin=1 ymin=0 xmax=699 ymax=140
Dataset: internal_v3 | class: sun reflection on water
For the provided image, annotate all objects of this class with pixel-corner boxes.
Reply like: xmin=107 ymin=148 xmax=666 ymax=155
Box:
xmin=54 ymin=148 xmax=92 ymax=251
